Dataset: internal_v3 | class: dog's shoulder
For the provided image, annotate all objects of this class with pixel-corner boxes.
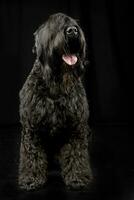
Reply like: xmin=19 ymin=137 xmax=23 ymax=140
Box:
xmin=19 ymin=60 xmax=43 ymax=99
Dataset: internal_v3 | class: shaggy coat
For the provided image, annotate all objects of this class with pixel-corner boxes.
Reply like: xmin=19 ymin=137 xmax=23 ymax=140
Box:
xmin=18 ymin=13 xmax=93 ymax=190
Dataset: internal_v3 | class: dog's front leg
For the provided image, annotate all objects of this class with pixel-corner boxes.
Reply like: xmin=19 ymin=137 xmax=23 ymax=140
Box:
xmin=58 ymin=125 xmax=93 ymax=189
xmin=18 ymin=128 xmax=48 ymax=190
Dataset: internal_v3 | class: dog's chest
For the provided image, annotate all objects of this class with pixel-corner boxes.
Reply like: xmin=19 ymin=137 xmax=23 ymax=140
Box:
xmin=38 ymin=77 xmax=89 ymax=135
xmin=42 ymin=87 xmax=88 ymax=134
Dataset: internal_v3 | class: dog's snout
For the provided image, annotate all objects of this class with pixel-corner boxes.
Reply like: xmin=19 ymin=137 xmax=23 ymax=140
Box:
xmin=66 ymin=26 xmax=78 ymax=37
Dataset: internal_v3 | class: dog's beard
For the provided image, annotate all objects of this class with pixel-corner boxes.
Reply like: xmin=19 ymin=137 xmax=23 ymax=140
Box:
xmin=61 ymin=39 xmax=85 ymax=78
xmin=48 ymin=45 xmax=85 ymax=80
xmin=62 ymin=37 xmax=83 ymax=67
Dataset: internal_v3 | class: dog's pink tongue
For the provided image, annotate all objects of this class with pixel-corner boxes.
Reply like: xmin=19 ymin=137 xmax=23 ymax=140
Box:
xmin=62 ymin=55 xmax=78 ymax=66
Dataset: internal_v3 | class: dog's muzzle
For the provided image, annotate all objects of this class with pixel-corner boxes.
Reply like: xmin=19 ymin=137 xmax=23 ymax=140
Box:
xmin=62 ymin=26 xmax=80 ymax=66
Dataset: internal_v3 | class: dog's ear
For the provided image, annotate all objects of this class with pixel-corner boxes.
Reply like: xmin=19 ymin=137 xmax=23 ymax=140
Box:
xmin=32 ymin=31 xmax=45 ymax=65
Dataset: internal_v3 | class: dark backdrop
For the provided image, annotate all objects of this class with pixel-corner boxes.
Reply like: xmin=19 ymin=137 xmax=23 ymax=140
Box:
xmin=0 ymin=0 xmax=128 ymax=126
xmin=0 ymin=1 xmax=130 ymax=200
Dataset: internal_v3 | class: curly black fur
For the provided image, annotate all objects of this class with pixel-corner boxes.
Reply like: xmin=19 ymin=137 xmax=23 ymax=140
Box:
xmin=18 ymin=13 xmax=93 ymax=190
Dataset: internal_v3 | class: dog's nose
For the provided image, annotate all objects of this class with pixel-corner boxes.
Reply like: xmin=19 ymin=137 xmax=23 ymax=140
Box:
xmin=66 ymin=26 xmax=78 ymax=37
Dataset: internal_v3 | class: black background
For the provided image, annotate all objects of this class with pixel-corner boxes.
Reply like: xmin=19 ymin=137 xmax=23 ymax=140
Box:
xmin=0 ymin=0 xmax=130 ymax=200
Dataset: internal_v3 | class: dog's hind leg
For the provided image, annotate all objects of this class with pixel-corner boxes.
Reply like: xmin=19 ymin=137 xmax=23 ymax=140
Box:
xmin=18 ymin=129 xmax=48 ymax=190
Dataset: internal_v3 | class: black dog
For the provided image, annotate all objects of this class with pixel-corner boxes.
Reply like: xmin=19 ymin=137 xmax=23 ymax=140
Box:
xmin=18 ymin=13 xmax=93 ymax=190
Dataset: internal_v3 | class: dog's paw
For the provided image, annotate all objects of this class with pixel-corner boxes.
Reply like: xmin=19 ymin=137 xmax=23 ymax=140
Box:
xmin=67 ymin=181 xmax=86 ymax=190
xmin=18 ymin=178 xmax=47 ymax=191
xmin=65 ymin=175 xmax=93 ymax=191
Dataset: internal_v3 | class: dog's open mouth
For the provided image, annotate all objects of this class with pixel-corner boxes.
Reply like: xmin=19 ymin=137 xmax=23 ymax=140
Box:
xmin=62 ymin=54 xmax=78 ymax=66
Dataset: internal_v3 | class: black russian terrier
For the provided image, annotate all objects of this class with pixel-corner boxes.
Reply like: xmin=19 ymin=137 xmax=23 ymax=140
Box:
xmin=18 ymin=13 xmax=93 ymax=190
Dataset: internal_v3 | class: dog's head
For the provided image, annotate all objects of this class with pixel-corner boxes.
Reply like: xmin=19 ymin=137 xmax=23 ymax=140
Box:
xmin=33 ymin=13 xmax=87 ymax=78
